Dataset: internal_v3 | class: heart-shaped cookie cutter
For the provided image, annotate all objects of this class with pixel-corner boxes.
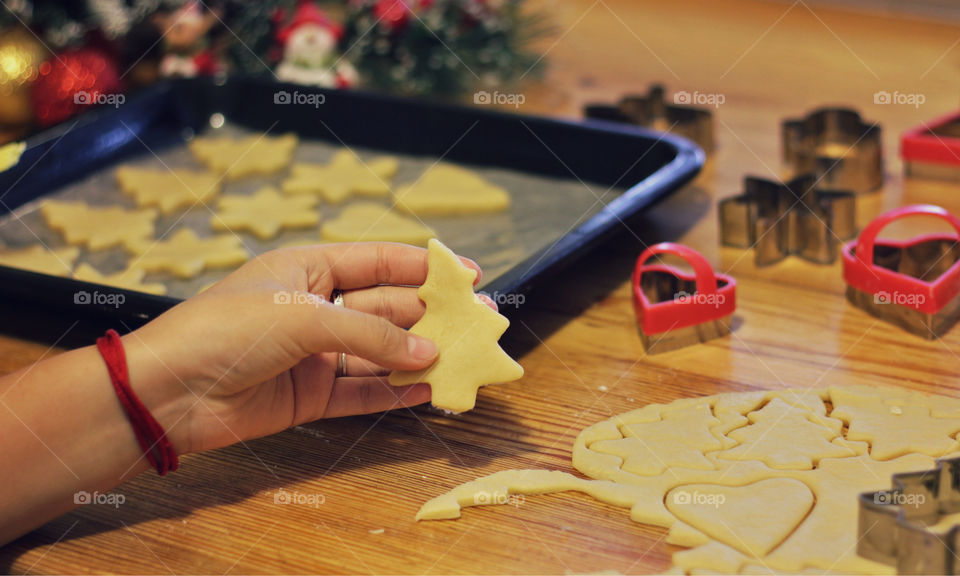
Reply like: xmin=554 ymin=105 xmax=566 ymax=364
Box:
xmin=843 ymin=204 xmax=960 ymax=339
xmin=633 ymin=242 xmax=736 ymax=353
xmin=901 ymin=109 xmax=960 ymax=180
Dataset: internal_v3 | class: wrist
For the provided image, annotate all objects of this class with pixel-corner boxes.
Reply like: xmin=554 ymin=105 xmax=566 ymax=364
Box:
xmin=118 ymin=331 xmax=196 ymax=457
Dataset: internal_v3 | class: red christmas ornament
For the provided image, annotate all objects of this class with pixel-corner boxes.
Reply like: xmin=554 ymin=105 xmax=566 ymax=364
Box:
xmin=373 ymin=0 xmax=412 ymax=31
xmin=31 ymin=48 xmax=122 ymax=127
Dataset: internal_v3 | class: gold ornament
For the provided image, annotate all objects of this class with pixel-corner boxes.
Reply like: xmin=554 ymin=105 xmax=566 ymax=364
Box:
xmin=0 ymin=26 xmax=48 ymax=126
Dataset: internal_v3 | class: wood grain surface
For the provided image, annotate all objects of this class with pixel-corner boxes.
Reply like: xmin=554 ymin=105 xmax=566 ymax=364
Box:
xmin=4 ymin=0 xmax=960 ymax=573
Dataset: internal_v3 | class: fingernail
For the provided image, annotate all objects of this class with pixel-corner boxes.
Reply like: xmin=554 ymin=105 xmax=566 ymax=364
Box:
xmin=409 ymin=335 xmax=438 ymax=361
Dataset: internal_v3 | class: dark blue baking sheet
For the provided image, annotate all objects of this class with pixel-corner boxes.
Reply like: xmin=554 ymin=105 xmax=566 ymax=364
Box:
xmin=0 ymin=77 xmax=703 ymax=346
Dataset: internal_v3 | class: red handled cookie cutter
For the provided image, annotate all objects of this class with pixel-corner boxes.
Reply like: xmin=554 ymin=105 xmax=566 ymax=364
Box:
xmin=901 ymin=110 xmax=960 ymax=180
xmin=633 ymin=242 xmax=737 ymax=353
xmin=843 ymin=204 xmax=960 ymax=338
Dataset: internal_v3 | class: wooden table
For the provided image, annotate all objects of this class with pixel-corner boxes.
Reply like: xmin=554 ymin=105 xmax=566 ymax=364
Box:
xmin=4 ymin=0 xmax=960 ymax=572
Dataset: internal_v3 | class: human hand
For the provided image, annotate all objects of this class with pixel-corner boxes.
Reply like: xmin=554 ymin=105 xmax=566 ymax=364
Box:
xmin=124 ymin=243 xmax=491 ymax=455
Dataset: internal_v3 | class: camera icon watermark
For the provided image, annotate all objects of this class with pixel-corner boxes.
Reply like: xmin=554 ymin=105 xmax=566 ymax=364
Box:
xmin=477 ymin=290 xmax=526 ymax=309
xmin=873 ymin=290 xmax=925 ymax=307
xmin=873 ymin=490 xmax=925 ymax=508
xmin=674 ymin=290 xmax=726 ymax=308
xmin=473 ymin=490 xmax=524 ymax=507
xmin=674 ymin=90 xmax=725 ymax=108
xmin=74 ymin=290 xmax=125 ymax=308
xmin=74 ymin=90 xmax=125 ymax=108
xmin=874 ymin=90 xmax=925 ymax=109
xmin=74 ymin=490 xmax=125 ymax=508
xmin=273 ymin=489 xmax=325 ymax=508
xmin=274 ymin=90 xmax=325 ymax=108
xmin=474 ymin=90 xmax=526 ymax=109
xmin=273 ymin=290 xmax=324 ymax=308
xmin=672 ymin=489 xmax=725 ymax=509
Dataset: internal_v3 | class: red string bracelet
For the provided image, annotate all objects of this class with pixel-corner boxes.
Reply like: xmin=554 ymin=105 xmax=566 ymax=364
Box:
xmin=96 ymin=329 xmax=179 ymax=475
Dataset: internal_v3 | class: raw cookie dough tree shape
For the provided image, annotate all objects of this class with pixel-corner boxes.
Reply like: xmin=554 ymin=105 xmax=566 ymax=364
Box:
xmin=416 ymin=386 xmax=960 ymax=574
xmin=390 ymin=239 xmax=523 ymax=413
xmin=393 ymin=164 xmax=512 ymax=216
xmin=212 ymin=187 xmax=319 ymax=240
xmin=282 ymin=150 xmax=399 ymax=204
xmin=321 ymin=203 xmax=435 ymax=246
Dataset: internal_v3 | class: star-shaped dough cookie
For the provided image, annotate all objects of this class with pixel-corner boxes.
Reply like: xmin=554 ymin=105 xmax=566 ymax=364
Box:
xmin=189 ymin=133 xmax=298 ymax=180
xmin=126 ymin=228 xmax=249 ymax=278
xmin=116 ymin=166 xmax=221 ymax=214
xmin=0 ymin=245 xmax=79 ymax=276
xmin=41 ymin=200 xmax=157 ymax=251
xmin=212 ymin=187 xmax=319 ymax=240
xmin=321 ymin=202 xmax=435 ymax=245
xmin=73 ymin=263 xmax=167 ymax=295
xmin=389 ymin=239 xmax=523 ymax=413
xmin=394 ymin=164 xmax=511 ymax=216
xmin=282 ymin=150 xmax=399 ymax=204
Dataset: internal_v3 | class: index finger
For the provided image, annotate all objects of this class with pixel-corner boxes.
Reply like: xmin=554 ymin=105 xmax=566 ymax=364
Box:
xmin=296 ymin=242 xmax=482 ymax=291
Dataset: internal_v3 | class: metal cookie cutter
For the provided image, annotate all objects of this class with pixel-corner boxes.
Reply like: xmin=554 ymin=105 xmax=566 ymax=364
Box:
xmin=782 ymin=107 xmax=883 ymax=193
xmin=719 ymin=174 xmax=857 ymax=266
xmin=583 ymin=84 xmax=715 ymax=154
xmin=843 ymin=204 xmax=960 ymax=339
xmin=633 ymin=242 xmax=736 ymax=354
xmin=902 ymin=110 xmax=960 ymax=180
xmin=858 ymin=457 xmax=960 ymax=574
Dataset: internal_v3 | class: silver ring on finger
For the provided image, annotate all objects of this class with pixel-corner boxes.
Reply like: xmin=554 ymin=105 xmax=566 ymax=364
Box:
xmin=332 ymin=290 xmax=348 ymax=378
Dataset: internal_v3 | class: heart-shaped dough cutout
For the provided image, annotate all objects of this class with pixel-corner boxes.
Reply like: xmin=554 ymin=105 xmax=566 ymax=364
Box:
xmin=321 ymin=202 xmax=435 ymax=246
xmin=665 ymin=478 xmax=813 ymax=558
xmin=394 ymin=164 xmax=510 ymax=216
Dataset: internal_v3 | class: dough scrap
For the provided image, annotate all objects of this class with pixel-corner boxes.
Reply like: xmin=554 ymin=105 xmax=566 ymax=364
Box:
xmin=212 ymin=187 xmax=319 ymax=240
xmin=321 ymin=202 xmax=435 ymax=246
xmin=189 ymin=133 xmax=298 ymax=180
xmin=41 ymin=200 xmax=157 ymax=251
xmin=126 ymin=228 xmax=249 ymax=279
xmin=389 ymin=239 xmax=523 ymax=413
xmin=0 ymin=245 xmax=79 ymax=276
xmin=282 ymin=150 xmax=399 ymax=204
xmin=73 ymin=263 xmax=167 ymax=295
xmin=393 ymin=164 xmax=511 ymax=216
xmin=116 ymin=166 xmax=220 ymax=214
xmin=417 ymin=386 xmax=960 ymax=574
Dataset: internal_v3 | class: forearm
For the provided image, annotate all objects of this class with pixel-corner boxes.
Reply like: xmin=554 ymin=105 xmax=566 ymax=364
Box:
xmin=0 ymin=334 xmax=189 ymax=545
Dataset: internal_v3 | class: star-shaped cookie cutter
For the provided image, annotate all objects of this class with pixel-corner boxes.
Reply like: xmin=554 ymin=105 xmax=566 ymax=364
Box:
xmin=782 ymin=107 xmax=883 ymax=193
xmin=858 ymin=456 xmax=960 ymax=574
xmin=583 ymin=84 xmax=715 ymax=154
xmin=719 ymin=174 xmax=857 ymax=266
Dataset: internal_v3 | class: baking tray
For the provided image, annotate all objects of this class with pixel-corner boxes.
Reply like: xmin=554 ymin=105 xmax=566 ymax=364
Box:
xmin=0 ymin=77 xmax=703 ymax=346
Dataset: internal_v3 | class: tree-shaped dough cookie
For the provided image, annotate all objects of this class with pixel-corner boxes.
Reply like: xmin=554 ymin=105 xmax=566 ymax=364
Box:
xmin=0 ymin=245 xmax=79 ymax=276
xmin=116 ymin=166 xmax=220 ymax=214
xmin=41 ymin=201 xmax=157 ymax=251
xmin=73 ymin=263 xmax=167 ymax=295
xmin=282 ymin=150 xmax=399 ymax=204
xmin=321 ymin=202 xmax=435 ymax=245
xmin=394 ymin=164 xmax=511 ymax=216
xmin=389 ymin=239 xmax=523 ymax=412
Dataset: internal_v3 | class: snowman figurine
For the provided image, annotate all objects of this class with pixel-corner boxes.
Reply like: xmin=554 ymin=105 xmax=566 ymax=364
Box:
xmin=275 ymin=2 xmax=357 ymax=88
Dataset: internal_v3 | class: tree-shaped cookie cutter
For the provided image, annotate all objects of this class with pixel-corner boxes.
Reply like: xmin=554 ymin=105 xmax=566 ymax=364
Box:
xmin=843 ymin=204 xmax=960 ymax=339
xmin=858 ymin=457 xmax=960 ymax=574
xmin=583 ymin=84 xmax=715 ymax=154
xmin=901 ymin=110 xmax=960 ymax=180
xmin=719 ymin=174 xmax=857 ymax=266
xmin=632 ymin=242 xmax=736 ymax=354
xmin=782 ymin=107 xmax=883 ymax=193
